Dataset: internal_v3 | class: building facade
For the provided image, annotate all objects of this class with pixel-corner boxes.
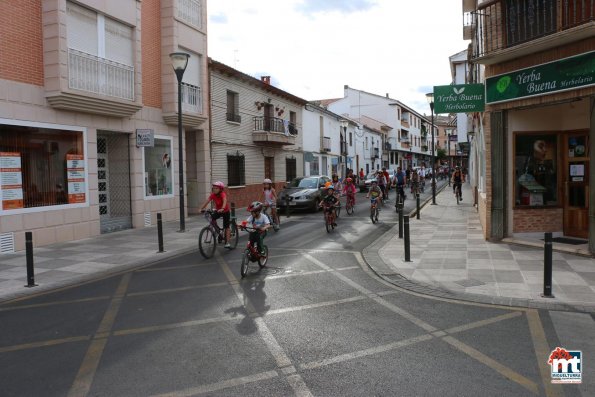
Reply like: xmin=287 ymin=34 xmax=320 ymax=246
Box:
xmin=464 ymin=0 xmax=594 ymax=252
xmin=208 ymin=60 xmax=306 ymax=209
xmin=0 ymin=0 xmax=209 ymax=251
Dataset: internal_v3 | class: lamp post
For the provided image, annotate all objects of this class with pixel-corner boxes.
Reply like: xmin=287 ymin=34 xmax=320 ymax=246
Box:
xmin=170 ymin=52 xmax=190 ymax=232
xmin=425 ymin=93 xmax=436 ymax=205
xmin=340 ymin=120 xmax=348 ymax=179
xmin=447 ymin=133 xmax=451 ymax=186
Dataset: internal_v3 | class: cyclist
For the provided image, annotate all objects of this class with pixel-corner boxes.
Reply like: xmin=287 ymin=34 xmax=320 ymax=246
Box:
xmin=319 ymin=183 xmax=339 ymax=227
xmin=376 ymin=170 xmax=387 ymax=201
xmin=419 ymin=163 xmax=427 ymax=192
xmin=261 ymin=178 xmax=279 ymax=230
xmin=366 ymin=179 xmax=383 ymax=211
xmin=382 ymin=167 xmax=391 ymax=200
xmin=243 ymin=201 xmax=270 ymax=255
xmin=199 ymin=181 xmax=232 ymax=248
xmin=342 ymin=177 xmax=357 ymax=207
xmin=410 ymin=169 xmax=420 ymax=195
xmin=394 ymin=166 xmax=407 ymax=202
xmin=451 ymin=166 xmax=465 ymax=200
xmin=331 ymin=174 xmax=343 ymax=194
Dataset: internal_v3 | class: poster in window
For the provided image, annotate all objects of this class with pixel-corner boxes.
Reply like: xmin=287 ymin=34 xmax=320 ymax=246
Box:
xmin=515 ymin=134 xmax=557 ymax=206
xmin=66 ymin=154 xmax=86 ymax=203
xmin=144 ymin=138 xmax=173 ymax=197
xmin=0 ymin=152 xmax=24 ymax=210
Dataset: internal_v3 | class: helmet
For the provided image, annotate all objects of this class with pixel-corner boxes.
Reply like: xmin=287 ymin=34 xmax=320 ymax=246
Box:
xmin=263 ymin=178 xmax=272 ymax=184
xmin=212 ymin=181 xmax=225 ymax=189
xmin=324 ymin=181 xmax=332 ymax=188
xmin=326 ymin=185 xmax=335 ymax=191
xmin=247 ymin=201 xmax=263 ymax=212
xmin=345 ymin=177 xmax=352 ymax=183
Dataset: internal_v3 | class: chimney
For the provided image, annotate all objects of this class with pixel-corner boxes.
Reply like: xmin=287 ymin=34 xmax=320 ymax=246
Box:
xmin=261 ymin=76 xmax=271 ymax=85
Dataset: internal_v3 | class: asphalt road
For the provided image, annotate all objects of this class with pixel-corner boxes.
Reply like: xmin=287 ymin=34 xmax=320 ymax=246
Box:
xmin=0 ymin=183 xmax=592 ymax=397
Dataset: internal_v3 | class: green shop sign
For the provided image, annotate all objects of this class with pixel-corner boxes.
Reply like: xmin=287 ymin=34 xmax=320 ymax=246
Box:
xmin=486 ymin=51 xmax=595 ymax=104
xmin=433 ymin=84 xmax=485 ymax=114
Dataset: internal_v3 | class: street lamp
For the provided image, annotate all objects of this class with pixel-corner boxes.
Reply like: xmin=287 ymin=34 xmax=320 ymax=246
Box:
xmin=447 ymin=133 xmax=451 ymax=186
xmin=170 ymin=52 xmax=190 ymax=232
xmin=340 ymin=120 xmax=348 ymax=179
xmin=425 ymin=92 xmax=437 ymax=205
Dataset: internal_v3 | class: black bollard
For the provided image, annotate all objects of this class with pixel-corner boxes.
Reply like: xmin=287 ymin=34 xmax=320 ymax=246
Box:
xmin=25 ymin=232 xmax=37 ymax=287
xmin=543 ymin=232 xmax=553 ymax=297
xmin=398 ymin=202 xmax=403 ymax=239
xmin=416 ymin=193 xmax=420 ymax=220
xmin=230 ymin=202 xmax=236 ymax=220
xmin=404 ymin=215 xmax=411 ymax=262
xmin=157 ymin=213 xmax=164 ymax=253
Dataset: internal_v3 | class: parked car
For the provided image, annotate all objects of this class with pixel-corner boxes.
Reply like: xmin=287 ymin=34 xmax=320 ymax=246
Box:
xmin=358 ymin=172 xmax=377 ymax=192
xmin=277 ymin=175 xmax=331 ymax=211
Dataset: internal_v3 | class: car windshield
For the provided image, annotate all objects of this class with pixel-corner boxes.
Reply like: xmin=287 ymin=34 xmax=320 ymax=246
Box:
xmin=367 ymin=173 xmax=377 ymax=179
xmin=288 ymin=177 xmax=318 ymax=189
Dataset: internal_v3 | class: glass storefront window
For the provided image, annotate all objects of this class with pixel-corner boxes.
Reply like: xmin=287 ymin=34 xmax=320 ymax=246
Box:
xmin=514 ymin=133 xmax=557 ymax=207
xmin=0 ymin=124 xmax=85 ymax=210
xmin=144 ymin=137 xmax=173 ymax=197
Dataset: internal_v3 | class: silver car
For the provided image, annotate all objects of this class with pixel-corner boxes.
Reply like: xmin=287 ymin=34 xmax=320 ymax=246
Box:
xmin=277 ymin=175 xmax=331 ymax=211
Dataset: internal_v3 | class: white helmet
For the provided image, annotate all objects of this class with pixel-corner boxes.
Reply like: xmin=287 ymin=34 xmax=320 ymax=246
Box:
xmin=263 ymin=178 xmax=272 ymax=184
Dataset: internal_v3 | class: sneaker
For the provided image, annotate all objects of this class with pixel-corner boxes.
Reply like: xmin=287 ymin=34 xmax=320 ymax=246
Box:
xmin=460 ymin=197 xmax=463 ymax=201
xmin=224 ymin=243 xmax=231 ymax=249
xmin=332 ymin=223 xmax=337 ymax=227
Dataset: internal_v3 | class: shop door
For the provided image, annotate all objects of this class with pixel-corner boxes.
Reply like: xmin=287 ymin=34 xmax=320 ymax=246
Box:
xmin=97 ymin=133 xmax=132 ymax=233
xmin=563 ymin=133 xmax=589 ymax=238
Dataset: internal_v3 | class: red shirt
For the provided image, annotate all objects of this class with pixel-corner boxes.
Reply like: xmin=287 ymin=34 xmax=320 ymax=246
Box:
xmin=209 ymin=192 xmax=230 ymax=212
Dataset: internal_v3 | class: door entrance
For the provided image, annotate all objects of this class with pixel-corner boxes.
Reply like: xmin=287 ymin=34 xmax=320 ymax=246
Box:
xmin=97 ymin=133 xmax=132 ymax=233
xmin=562 ymin=132 xmax=589 ymax=238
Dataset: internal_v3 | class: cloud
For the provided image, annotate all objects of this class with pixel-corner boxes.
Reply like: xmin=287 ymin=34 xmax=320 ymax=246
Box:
xmin=210 ymin=13 xmax=228 ymax=24
xmin=295 ymin=0 xmax=377 ymax=15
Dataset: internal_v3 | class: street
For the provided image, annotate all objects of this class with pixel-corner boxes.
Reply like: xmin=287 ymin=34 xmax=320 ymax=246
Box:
xmin=0 ymin=185 xmax=592 ymax=397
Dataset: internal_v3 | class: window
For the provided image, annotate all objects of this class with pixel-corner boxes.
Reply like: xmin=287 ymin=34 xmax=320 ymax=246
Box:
xmin=514 ymin=133 xmax=557 ymax=207
xmin=67 ymin=2 xmax=134 ymax=100
xmin=177 ymin=0 xmax=202 ymax=29
xmin=289 ymin=111 xmax=297 ymax=135
xmin=144 ymin=137 xmax=173 ymax=197
xmin=226 ymin=90 xmax=240 ymax=122
xmin=227 ymin=153 xmax=245 ymax=186
xmin=264 ymin=157 xmax=274 ymax=180
xmin=181 ymin=49 xmax=202 ymax=113
xmin=0 ymin=123 xmax=85 ymax=211
xmin=286 ymin=158 xmax=297 ymax=182
xmin=365 ymin=137 xmax=368 ymax=150
xmin=309 ymin=157 xmax=319 ymax=175
xmin=349 ymin=132 xmax=353 ymax=147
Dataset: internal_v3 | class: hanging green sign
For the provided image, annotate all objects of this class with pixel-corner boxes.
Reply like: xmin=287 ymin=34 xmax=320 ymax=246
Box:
xmin=433 ymin=84 xmax=485 ymax=114
xmin=486 ymin=51 xmax=595 ymax=104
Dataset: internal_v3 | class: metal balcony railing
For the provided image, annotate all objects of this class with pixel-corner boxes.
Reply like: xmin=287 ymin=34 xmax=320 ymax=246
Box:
xmin=371 ymin=147 xmax=379 ymax=159
xmin=253 ymin=116 xmax=298 ymax=136
xmin=68 ymin=48 xmax=134 ymax=100
xmin=472 ymin=0 xmax=594 ymax=58
xmin=226 ymin=112 xmax=241 ymax=123
xmin=322 ymin=136 xmax=331 ymax=152
xmin=177 ymin=0 xmax=202 ymax=28
xmin=181 ymin=83 xmax=202 ymax=114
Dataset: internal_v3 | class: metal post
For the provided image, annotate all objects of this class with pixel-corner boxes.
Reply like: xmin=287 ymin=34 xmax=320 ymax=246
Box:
xmin=448 ymin=133 xmax=451 ymax=187
xmin=157 ymin=213 xmax=164 ymax=253
xmin=430 ymin=104 xmax=436 ymax=205
xmin=404 ymin=215 xmax=411 ymax=262
xmin=25 ymin=232 xmax=37 ymax=287
xmin=177 ymin=78 xmax=185 ymax=232
xmin=230 ymin=202 xmax=236 ymax=220
xmin=543 ymin=232 xmax=554 ymax=297
xmin=416 ymin=194 xmax=420 ymax=219
xmin=398 ymin=202 xmax=403 ymax=239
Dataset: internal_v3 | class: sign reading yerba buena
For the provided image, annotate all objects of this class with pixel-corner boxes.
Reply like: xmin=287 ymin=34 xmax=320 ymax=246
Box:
xmin=433 ymin=84 xmax=485 ymax=114
xmin=486 ymin=51 xmax=595 ymax=104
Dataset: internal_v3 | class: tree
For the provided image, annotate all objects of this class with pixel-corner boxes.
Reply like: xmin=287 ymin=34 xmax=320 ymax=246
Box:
xmin=436 ymin=148 xmax=446 ymax=162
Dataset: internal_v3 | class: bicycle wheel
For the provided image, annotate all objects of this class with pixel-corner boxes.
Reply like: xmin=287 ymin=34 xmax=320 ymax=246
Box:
xmin=456 ymin=188 xmax=460 ymax=205
xmin=240 ymin=249 xmax=250 ymax=278
xmin=325 ymin=213 xmax=331 ymax=233
xmin=375 ymin=207 xmax=379 ymax=223
xmin=335 ymin=204 xmax=341 ymax=218
xmin=346 ymin=201 xmax=354 ymax=215
xmin=371 ymin=207 xmax=377 ymax=224
xmin=228 ymin=221 xmax=239 ymax=249
xmin=198 ymin=227 xmax=216 ymax=259
xmin=258 ymin=245 xmax=268 ymax=268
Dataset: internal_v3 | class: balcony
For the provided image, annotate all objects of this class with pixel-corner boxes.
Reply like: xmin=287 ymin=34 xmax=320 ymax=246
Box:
xmin=46 ymin=48 xmax=141 ymax=117
xmin=471 ymin=0 xmax=594 ymax=63
xmin=226 ymin=112 xmax=241 ymax=123
xmin=371 ymin=147 xmax=380 ymax=159
xmin=177 ymin=0 xmax=202 ymax=29
xmin=322 ymin=136 xmax=331 ymax=152
xmin=181 ymin=83 xmax=202 ymax=114
xmin=253 ymin=116 xmax=297 ymax=146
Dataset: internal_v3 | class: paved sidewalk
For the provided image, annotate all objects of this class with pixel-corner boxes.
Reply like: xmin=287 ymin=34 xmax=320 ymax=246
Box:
xmin=0 ymin=212 xmax=304 ymax=303
xmin=365 ymin=183 xmax=595 ymax=313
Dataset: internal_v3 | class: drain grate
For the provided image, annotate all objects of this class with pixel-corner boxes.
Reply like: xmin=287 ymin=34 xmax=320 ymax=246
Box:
xmin=454 ymin=278 xmax=485 ymax=288
xmin=382 ymin=273 xmax=406 ymax=281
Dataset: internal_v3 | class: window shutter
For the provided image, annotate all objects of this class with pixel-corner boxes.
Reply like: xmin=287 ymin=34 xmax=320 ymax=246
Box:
xmin=182 ymin=51 xmax=200 ymax=87
xmin=105 ymin=18 xmax=133 ymax=66
xmin=67 ymin=2 xmax=98 ymax=55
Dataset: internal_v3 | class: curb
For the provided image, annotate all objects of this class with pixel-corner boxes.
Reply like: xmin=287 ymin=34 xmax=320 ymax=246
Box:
xmin=360 ymin=187 xmax=595 ymax=314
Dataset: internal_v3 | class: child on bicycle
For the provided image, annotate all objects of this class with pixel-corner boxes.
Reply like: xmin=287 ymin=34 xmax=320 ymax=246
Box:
xmin=242 ymin=201 xmax=270 ymax=255
xmin=342 ymin=177 xmax=357 ymax=206
xmin=261 ymin=178 xmax=279 ymax=230
xmin=319 ymin=183 xmax=339 ymax=227
xmin=199 ymin=181 xmax=232 ymax=248
xmin=366 ymin=179 xmax=383 ymax=210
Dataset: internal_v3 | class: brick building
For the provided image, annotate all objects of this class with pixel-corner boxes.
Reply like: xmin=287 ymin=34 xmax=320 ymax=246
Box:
xmin=0 ymin=0 xmax=209 ymax=251
xmin=464 ymin=0 xmax=594 ymax=252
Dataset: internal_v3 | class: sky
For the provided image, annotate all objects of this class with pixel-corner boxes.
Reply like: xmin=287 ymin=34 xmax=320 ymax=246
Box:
xmin=207 ymin=0 xmax=469 ymax=115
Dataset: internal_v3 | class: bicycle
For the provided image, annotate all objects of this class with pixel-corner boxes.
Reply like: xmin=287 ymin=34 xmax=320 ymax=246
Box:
xmin=454 ymin=184 xmax=462 ymax=205
xmin=198 ymin=209 xmax=239 ymax=259
xmin=262 ymin=205 xmax=280 ymax=232
xmin=370 ymin=197 xmax=380 ymax=224
xmin=238 ymin=224 xmax=268 ymax=278
xmin=322 ymin=203 xmax=337 ymax=233
xmin=333 ymin=193 xmax=342 ymax=218
xmin=345 ymin=193 xmax=355 ymax=215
